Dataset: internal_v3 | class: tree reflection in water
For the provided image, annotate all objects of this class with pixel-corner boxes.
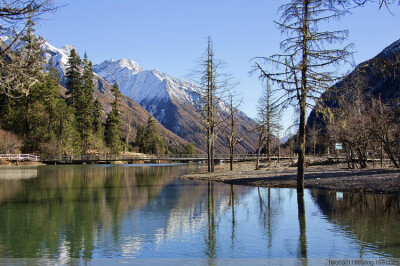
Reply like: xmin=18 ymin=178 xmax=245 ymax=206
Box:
xmin=230 ymin=184 xmax=235 ymax=249
xmin=205 ymin=182 xmax=217 ymax=260
xmin=311 ymin=190 xmax=400 ymax=258
xmin=0 ymin=165 xmax=174 ymax=259
xmin=0 ymin=165 xmax=399 ymax=260
xmin=297 ymin=190 xmax=307 ymax=263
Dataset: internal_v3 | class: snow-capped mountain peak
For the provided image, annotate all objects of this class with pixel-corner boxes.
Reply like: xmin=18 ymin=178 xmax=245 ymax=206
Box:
xmin=60 ymin=44 xmax=75 ymax=53
xmin=118 ymin=58 xmax=143 ymax=72
xmin=94 ymin=58 xmax=142 ymax=75
xmin=93 ymin=59 xmax=201 ymax=109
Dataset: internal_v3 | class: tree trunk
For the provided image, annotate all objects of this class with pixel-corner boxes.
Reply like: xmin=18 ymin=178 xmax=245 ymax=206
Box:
xmin=207 ymin=127 xmax=211 ymax=172
xmin=298 ymin=98 xmax=306 ymax=192
xmin=383 ymin=144 xmax=399 ymax=168
xmin=267 ymin=135 xmax=271 ymax=162
xmin=210 ymin=129 xmax=215 ymax=172
xmin=230 ymin=144 xmax=234 ymax=171
xmin=297 ymin=0 xmax=309 ymax=192
xmin=278 ymin=140 xmax=280 ymax=164
xmin=297 ymin=191 xmax=307 ymax=258
xmin=380 ymin=141 xmax=384 ymax=168
xmin=256 ymin=147 xmax=261 ymax=170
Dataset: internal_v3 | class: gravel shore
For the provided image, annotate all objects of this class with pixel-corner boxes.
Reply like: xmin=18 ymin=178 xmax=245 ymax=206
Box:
xmin=180 ymin=161 xmax=400 ymax=194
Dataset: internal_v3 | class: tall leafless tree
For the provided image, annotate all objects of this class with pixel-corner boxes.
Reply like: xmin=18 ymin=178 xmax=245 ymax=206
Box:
xmin=193 ymin=37 xmax=231 ymax=173
xmin=252 ymin=0 xmax=352 ymax=192
xmin=257 ymin=79 xmax=280 ymax=162
xmin=222 ymin=92 xmax=243 ymax=171
xmin=254 ymin=119 xmax=267 ymax=170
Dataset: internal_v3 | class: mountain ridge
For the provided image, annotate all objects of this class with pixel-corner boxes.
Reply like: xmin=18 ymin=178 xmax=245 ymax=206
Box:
xmin=93 ymin=58 xmax=258 ymax=153
xmin=37 ymin=40 xmax=190 ymax=152
xmin=307 ymin=37 xmax=400 ymax=132
xmin=2 ymin=31 xmax=258 ymax=153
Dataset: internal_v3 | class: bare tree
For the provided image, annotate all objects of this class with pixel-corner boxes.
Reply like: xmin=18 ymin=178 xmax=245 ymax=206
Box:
xmin=328 ymin=87 xmax=370 ymax=168
xmin=254 ymin=80 xmax=280 ymax=170
xmin=274 ymin=111 xmax=283 ymax=164
xmin=0 ymin=19 xmax=44 ymax=98
xmin=369 ymin=98 xmax=400 ymax=168
xmin=327 ymin=0 xmax=399 ymax=10
xmin=254 ymin=119 xmax=267 ymax=170
xmin=222 ymin=93 xmax=243 ymax=171
xmin=252 ymin=0 xmax=352 ymax=192
xmin=193 ymin=36 xmax=231 ymax=173
xmin=257 ymin=79 xmax=280 ymax=162
xmin=0 ymin=0 xmax=56 ymax=54
xmin=307 ymin=122 xmax=319 ymax=156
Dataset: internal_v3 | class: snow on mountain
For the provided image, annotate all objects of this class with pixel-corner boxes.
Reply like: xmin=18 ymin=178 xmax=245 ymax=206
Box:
xmin=41 ymin=42 xmax=74 ymax=85
xmin=36 ymin=39 xmax=189 ymax=149
xmin=1 ymin=31 xmax=257 ymax=152
xmin=93 ymin=58 xmax=258 ymax=153
xmin=93 ymin=60 xmax=202 ymax=110
xmin=0 ymin=33 xmax=74 ymax=86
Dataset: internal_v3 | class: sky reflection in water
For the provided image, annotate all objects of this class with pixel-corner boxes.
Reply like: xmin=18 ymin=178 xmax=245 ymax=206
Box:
xmin=0 ymin=164 xmax=399 ymax=261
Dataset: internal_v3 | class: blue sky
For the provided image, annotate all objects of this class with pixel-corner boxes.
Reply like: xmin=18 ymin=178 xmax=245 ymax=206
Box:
xmin=36 ymin=0 xmax=400 ymax=132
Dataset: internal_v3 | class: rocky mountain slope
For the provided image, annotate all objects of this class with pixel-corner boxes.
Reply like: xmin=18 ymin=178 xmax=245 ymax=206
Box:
xmin=93 ymin=59 xmax=258 ymax=153
xmin=1 ymin=32 xmax=258 ymax=153
xmin=40 ymin=43 xmax=189 ymax=152
xmin=307 ymin=38 xmax=400 ymax=130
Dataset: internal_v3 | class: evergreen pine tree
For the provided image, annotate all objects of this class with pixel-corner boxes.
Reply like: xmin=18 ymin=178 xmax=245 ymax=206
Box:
xmin=82 ymin=53 xmax=95 ymax=115
xmin=42 ymin=60 xmax=61 ymax=133
xmin=92 ymin=98 xmax=103 ymax=135
xmin=104 ymin=83 xmax=123 ymax=154
xmin=10 ymin=19 xmax=47 ymax=152
xmin=76 ymin=53 xmax=96 ymax=152
xmin=136 ymin=116 xmax=165 ymax=155
xmin=54 ymin=100 xmax=82 ymax=155
xmin=65 ymin=49 xmax=82 ymax=106
xmin=135 ymin=124 xmax=146 ymax=153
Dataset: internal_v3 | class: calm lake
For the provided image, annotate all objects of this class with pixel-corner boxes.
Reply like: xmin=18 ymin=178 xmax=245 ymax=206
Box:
xmin=0 ymin=164 xmax=399 ymax=263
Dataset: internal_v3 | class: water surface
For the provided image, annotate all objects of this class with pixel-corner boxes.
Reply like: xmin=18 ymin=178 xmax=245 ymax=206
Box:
xmin=0 ymin=164 xmax=399 ymax=262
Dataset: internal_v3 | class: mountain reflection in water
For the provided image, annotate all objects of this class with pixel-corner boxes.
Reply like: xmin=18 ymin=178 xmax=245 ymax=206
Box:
xmin=0 ymin=164 xmax=398 ymax=260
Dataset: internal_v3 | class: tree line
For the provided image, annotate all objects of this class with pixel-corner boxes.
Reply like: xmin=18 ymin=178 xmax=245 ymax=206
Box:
xmin=0 ymin=20 xmax=123 ymax=155
xmin=0 ymin=16 xmax=174 ymax=156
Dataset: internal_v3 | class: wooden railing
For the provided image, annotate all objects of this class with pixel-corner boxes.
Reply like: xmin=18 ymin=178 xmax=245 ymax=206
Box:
xmin=0 ymin=153 xmax=292 ymax=163
xmin=0 ymin=154 xmax=40 ymax=162
xmin=40 ymin=153 xmax=288 ymax=162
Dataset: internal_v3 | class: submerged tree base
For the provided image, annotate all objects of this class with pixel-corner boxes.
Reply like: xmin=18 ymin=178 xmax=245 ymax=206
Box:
xmin=180 ymin=161 xmax=400 ymax=194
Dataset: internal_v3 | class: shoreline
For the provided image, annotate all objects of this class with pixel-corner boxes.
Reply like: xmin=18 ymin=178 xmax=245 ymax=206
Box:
xmin=0 ymin=161 xmax=45 ymax=166
xmin=180 ymin=161 xmax=400 ymax=194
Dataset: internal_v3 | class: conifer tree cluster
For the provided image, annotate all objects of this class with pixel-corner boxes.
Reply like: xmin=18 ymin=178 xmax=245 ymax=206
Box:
xmin=0 ymin=22 xmax=125 ymax=155
xmin=0 ymin=20 xmax=83 ymax=154
xmin=65 ymin=48 xmax=109 ymax=154
xmin=135 ymin=116 xmax=168 ymax=155
xmin=104 ymin=83 xmax=123 ymax=154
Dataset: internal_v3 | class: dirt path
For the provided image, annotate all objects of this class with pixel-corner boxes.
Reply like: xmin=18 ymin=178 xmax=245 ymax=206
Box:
xmin=180 ymin=161 xmax=400 ymax=194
